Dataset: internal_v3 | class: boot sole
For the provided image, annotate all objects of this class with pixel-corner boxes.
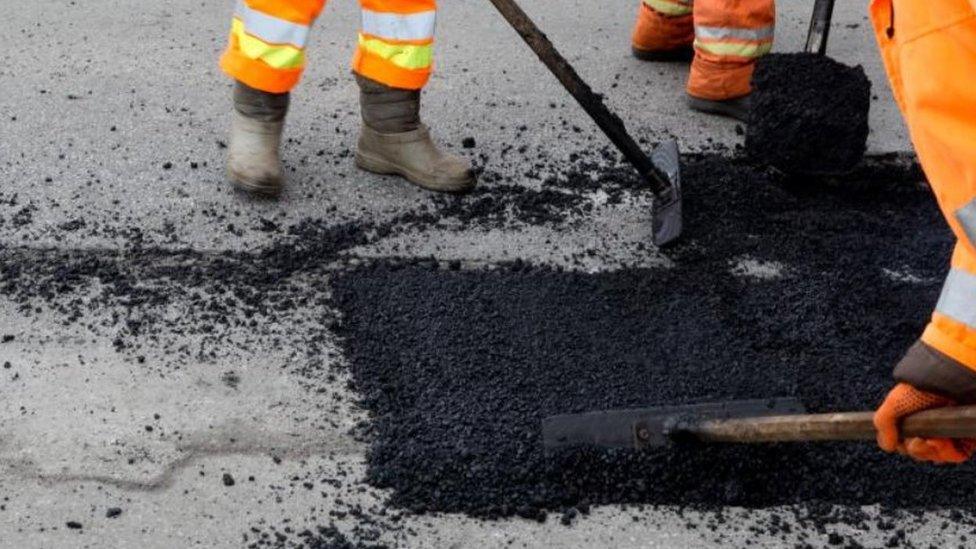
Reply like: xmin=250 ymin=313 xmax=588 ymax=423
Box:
xmin=228 ymin=168 xmax=283 ymax=198
xmin=631 ymin=45 xmax=693 ymax=62
xmin=355 ymin=151 xmax=476 ymax=194
xmin=687 ymin=96 xmax=750 ymax=123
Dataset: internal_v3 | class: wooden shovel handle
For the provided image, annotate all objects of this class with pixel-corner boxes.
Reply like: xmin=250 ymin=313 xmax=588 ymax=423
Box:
xmin=690 ymin=405 xmax=976 ymax=443
xmin=483 ymin=0 xmax=673 ymax=195
xmin=804 ymin=0 xmax=836 ymax=55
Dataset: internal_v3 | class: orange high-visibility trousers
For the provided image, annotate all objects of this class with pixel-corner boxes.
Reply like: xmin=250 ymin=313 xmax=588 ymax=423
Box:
xmin=871 ymin=0 xmax=976 ymax=370
xmin=220 ymin=0 xmax=437 ymax=94
xmin=631 ymin=0 xmax=774 ymax=100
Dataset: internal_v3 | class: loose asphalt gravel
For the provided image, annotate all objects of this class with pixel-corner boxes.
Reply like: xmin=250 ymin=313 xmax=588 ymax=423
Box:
xmin=328 ymin=155 xmax=976 ymax=538
xmin=747 ymin=53 xmax=872 ymax=175
xmin=9 ymin=150 xmax=974 ymax=549
xmin=4 ymin=2 xmax=971 ymax=547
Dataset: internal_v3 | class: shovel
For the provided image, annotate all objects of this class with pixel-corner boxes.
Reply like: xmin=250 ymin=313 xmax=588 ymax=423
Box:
xmin=486 ymin=0 xmax=683 ymax=246
xmin=805 ymin=0 xmax=836 ymax=56
xmin=542 ymin=398 xmax=976 ymax=450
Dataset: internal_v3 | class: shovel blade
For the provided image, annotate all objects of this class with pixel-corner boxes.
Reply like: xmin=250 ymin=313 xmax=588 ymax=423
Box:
xmin=542 ymin=398 xmax=805 ymax=450
xmin=649 ymin=140 xmax=683 ymax=246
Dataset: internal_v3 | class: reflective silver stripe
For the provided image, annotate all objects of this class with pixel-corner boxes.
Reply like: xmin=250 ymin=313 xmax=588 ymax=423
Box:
xmin=361 ymin=9 xmax=436 ymax=41
xmin=936 ymin=268 xmax=976 ymax=328
xmin=695 ymin=25 xmax=774 ymax=42
xmin=235 ymin=0 xmax=310 ymax=48
xmin=956 ymin=198 xmax=976 ymax=250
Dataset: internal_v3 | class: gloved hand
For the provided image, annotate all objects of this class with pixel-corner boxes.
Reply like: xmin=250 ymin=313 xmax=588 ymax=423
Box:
xmin=874 ymin=383 xmax=976 ymax=463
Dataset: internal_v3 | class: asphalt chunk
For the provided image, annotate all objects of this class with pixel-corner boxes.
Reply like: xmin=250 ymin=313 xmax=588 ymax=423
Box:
xmin=329 ymin=156 xmax=962 ymax=518
xmin=747 ymin=53 xmax=871 ymax=175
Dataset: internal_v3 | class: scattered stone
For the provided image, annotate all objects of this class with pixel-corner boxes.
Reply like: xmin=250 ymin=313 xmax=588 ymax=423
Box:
xmin=222 ymin=371 xmax=241 ymax=390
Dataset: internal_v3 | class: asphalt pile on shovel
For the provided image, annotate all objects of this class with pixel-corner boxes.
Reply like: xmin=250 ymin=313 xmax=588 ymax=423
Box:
xmin=329 ymin=156 xmax=975 ymax=521
xmin=746 ymin=53 xmax=872 ymax=175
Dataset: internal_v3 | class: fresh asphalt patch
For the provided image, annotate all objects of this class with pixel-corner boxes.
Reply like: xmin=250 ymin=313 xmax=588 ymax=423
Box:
xmin=329 ymin=156 xmax=976 ymax=525
xmin=4 ymin=150 xmax=969 ymax=546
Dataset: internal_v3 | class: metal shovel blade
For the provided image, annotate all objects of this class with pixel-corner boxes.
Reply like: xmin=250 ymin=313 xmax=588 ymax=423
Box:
xmin=649 ymin=139 xmax=683 ymax=247
xmin=542 ymin=398 xmax=805 ymax=450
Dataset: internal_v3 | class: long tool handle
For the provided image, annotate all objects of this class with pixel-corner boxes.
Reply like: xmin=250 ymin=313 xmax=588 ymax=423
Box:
xmin=485 ymin=0 xmax=671 ymax=196
xmin=688 ymin=405 xmax=976 ymax=443
xmin=805 ymin=0 xmax=836 ymax=55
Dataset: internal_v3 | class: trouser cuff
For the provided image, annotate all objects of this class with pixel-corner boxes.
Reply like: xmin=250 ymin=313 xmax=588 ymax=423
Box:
xmin=894 ymin=340 xmax=976 ymax=404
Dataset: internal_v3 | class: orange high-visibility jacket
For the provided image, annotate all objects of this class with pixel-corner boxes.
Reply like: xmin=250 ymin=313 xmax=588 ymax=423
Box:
xmin=221 ymin=0 xmax=437 ymax=93
xmin=871 ymin=0 xmax=976 ymax=371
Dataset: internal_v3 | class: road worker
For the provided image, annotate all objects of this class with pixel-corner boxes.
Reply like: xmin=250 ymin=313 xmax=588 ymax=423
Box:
xmin=871 ymin=0 xmax=976 ymax=463
xmin=220 ymin=0 xmax=475 ymax=196
xmin=630 ymin=0 xmax=775 ymax=122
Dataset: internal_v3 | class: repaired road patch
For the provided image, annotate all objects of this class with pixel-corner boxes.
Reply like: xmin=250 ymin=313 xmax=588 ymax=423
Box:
xmin=329 ymin=156 xmax=969 ymax=523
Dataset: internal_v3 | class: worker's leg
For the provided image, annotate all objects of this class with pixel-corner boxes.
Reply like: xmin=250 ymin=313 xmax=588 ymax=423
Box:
xmin=894 ymin=0 xmax=976 ymax=375
xmin=351 ymin=0 xmax=436 ymax=91
xmin=870 ymin=0 xmax=976 ymax=463
xmin=352 ymin=0 xmax=475 ymax=193
xmin=686 ymin=0 xmax=774 ymax=121
xmin=219 ymin=0 xmax=327 ymax=195
xmin=630 ymin=0 xmax=695 ymax=61
xmin=221 ymin=0 xmax=325 ymax=93
xmin=922 ymin=246 xmax=976 ymax=374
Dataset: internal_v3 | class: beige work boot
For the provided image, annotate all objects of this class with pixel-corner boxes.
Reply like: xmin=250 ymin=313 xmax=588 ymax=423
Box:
xmin=227 ymin=81 xmax=289 ymax=197
xmin=354 ymin=75 xmax=476 ymax=193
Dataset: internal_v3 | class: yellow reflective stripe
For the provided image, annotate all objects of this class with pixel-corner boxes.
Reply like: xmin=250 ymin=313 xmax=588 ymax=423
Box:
xmin=232 ymin=18 xmax=305 ymax=70
xmin=643 ymin=0 xmax=693 ymax=16
xmin=694 ymin=38 xmax=772 ymax=58
xmin=357 ymin=34 xmax=432 ymax=70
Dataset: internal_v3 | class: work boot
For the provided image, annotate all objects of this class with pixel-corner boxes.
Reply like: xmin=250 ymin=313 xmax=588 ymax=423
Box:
xmin=632 ymin=44 xmax=694 ymax=62
xmin=227 ymin=81 xmax=289 ymax=197
xmin=687 ymin=93 xmax=752 ymax=123
xmin=355 ymin=75 xmax=476 ymax=193
xmin=631 ymin=3 xmax=694 ymax=62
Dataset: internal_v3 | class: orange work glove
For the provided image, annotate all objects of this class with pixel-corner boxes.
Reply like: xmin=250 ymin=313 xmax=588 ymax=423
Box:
xmin=874 ymin=383 xmax=976 ymax=464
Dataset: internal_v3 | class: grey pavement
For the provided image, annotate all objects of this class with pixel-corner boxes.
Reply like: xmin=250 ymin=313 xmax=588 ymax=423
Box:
xmin=0 ymin=1 xmax=948 ymax=548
